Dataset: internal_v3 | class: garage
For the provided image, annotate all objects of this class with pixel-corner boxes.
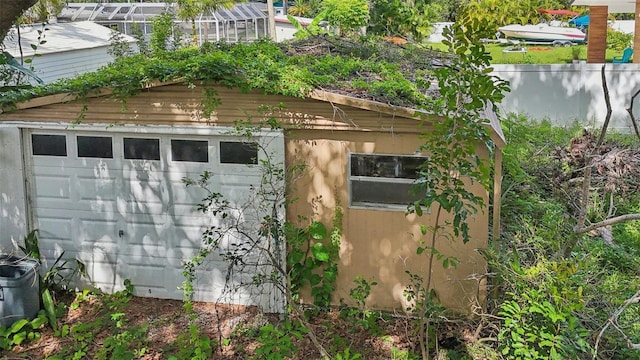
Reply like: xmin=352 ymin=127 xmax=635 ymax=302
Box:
xmin=21 ymin=125 xmax=284 ymax=311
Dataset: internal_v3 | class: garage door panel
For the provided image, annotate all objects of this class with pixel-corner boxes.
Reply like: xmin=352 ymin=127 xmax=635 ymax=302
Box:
xmin=28 ymin=129 xmax=285 ymax=311
xmin=77 ymin=178 xmax=119 ymax=201
xmin=77 ymin=218 xmax=120 ymax=247
xmin=33 ymin=176 xmax=71 ymax=200
xmin=120 ymin=255 xmax=178 ymax=299
xmin=63 ymin=248 xmax=123 ymax=293
xmin=35 ymin=216 xmax=72 ymax=241
xmin=124 ymin=225 xmax=168 ymax=258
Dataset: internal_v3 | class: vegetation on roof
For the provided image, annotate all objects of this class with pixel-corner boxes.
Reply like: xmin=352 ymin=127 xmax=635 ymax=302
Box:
xmin=0 ymin=35 xmax=456 ymax=111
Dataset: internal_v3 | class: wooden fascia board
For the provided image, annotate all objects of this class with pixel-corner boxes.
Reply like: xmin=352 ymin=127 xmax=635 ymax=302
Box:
xmin=3 ymin=82 xmax=506 ymax=148
xmin=308 ymin=89 xmax=506 ymax=148
xmin=3 ymin=80 xmax=184 ymax=112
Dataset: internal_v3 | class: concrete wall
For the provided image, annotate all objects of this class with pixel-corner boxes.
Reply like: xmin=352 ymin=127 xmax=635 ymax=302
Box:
xmin=492 ymin=63 xmax=640 ymax=131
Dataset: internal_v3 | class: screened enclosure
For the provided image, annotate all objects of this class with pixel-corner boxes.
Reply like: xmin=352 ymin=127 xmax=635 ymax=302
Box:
xmin=57 ymin=2 xmax=269 ymax=45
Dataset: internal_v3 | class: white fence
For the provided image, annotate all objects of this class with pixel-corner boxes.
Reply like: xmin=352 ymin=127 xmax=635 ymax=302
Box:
xmin=492 ymin=63 xmax=640 ymax=132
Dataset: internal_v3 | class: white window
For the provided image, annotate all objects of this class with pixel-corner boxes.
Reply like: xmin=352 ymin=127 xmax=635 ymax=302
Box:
xmin=349 ymin=153 xmax=426 ymax=210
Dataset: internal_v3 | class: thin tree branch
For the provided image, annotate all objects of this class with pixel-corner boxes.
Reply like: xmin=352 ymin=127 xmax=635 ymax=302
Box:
xmin=576 ymin=213 xmax=640 ymax=234
xmin=625 ymin=88 xmax=640 ymax=141
xmin=593 ymin=289 xmax=640 ymax=359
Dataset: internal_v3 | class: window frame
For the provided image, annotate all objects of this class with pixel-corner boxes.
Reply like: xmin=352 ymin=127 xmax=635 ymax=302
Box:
xmin=348 ymin=152 xmax=427 ymax=211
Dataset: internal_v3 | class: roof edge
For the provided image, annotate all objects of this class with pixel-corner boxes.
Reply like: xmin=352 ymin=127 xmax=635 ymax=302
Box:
xmin=3 ymin=82 xmax=505 ymax=147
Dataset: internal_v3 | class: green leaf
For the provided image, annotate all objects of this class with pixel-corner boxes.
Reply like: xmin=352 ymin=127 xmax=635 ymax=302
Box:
xmin=309 ymin=273 xmax=322 ymax=286
xmin=308 ymin=221 xmax=327 ymax=240
xmin=312 ymin=242 xmax=330 ymax=262
xmin=288 ymin=250 xmax=304 ymax=265
xmin=42 ymin=289 xmax=58 ymax=331
xmin=9 ymin=319 xmax=29 ymax=334
xmin=12 ymin=331 xmax=27 ymax=345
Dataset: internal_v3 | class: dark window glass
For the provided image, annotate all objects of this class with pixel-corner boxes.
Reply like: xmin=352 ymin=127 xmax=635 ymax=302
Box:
xmin=220 ymin=142 xmax=258 ymax=164
xmin=171 ymin=139 xmax=208 ymax=163
xmin=351 ymin=154 xmax=423 ymax=179
xmin=123 ymin=138 xmax=160 ymax=160
xmin=77 ymin=136 xmax=113 ymax=158
xmin=351 ymin=180 xmax=424 ymax=206
xmin=349 ymin=153 xmax=427 ymax=207
xmin=32 ymin=134 xmax=67 ymax=156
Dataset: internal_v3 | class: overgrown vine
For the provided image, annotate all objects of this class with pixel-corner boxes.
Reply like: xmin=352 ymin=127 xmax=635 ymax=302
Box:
xmin=406 ymin=20 xmax=509 ymax=360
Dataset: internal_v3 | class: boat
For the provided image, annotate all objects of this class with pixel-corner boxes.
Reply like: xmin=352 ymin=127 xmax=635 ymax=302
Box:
xmin=498 ymin=9 xmax=587 ymax=45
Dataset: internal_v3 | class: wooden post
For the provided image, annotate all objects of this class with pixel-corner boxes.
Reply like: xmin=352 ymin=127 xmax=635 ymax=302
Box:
xmin=267 ymin=0 xmax=276 ymax=41
xmin=587 ymin=6 xmax=608 ymax=63
xmin=634 ymin=0 xmax=640 ymax=63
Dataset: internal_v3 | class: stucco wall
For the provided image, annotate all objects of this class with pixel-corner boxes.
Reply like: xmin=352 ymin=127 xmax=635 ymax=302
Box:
xmin=286 ymin=129 xmax=489 ymax=314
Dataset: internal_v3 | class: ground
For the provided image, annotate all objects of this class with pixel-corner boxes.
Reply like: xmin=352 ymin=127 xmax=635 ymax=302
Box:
xmin=2 ymin=294 xmax=491 ymax=359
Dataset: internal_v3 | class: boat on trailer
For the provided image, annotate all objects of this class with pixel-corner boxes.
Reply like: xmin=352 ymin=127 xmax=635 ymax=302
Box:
xmin=498 ymin=9 xmax=586 ymax=45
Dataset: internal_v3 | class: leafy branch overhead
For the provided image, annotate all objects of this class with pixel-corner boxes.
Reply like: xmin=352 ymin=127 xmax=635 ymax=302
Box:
xmin=0 ymin=36 xmax=456 ymax=112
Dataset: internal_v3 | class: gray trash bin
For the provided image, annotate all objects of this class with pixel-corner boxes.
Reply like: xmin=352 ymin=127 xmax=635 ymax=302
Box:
xmin=0 ymin=255 xmax=40 ymax=328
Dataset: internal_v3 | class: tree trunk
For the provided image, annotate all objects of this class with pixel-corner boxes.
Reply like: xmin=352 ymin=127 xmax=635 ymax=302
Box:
xmin=1 ymin=0 xmax=38 ymax=43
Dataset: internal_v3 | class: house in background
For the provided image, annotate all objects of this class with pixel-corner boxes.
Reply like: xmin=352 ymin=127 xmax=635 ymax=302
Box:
xmin=0 ymin=81 xmax=504 ymax=314
xmin=2 ymin=21 xmax=137 ymax=84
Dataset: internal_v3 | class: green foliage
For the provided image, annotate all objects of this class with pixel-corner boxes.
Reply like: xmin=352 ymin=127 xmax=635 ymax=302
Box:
xmin=460 ymin=0 xmax=567 ymax=39
xmin=606 ymin=28 xmax=633 ymax=51
xmin=368 ymin=0 xmax=441 ymax=41
xmin=287 ymin=10 xmax=330 ymax=39
xmin=47 ymin=282 xmax=148 ymax=360
xmin=493 ymin=255 xmax=592 ymax=359
xmin=107 ymin=30 xmax=134 ymax=59
xmin=495 ymin=118 xmax=640 ymax=358
xmin=0 ymin=311 xmax=47 ymax=350
xmin=321 ymin=0 xmax=369 ymax=36
xmin=341 ymin=275 xmax=379 ymax=332
xmin=333 ymin=347 xmax=363 ymax=360
xmin=168 ymin=323 xmax=215 ymax=360
xmin=411 ymin=21 xmax=508 ymax=243
xmin=287 ymin=0 xmax=323 ymax=18
xmin=149 ymin=12 xmax=179 ymax=56
xmin=287 ymin=207 xmax=342 ymax=308
xmin=253 ymin=320 xmax=307 ymax=360
xmin=0 ymin=36 xmax=449 ymax=115
xmin=19 ymin=229 xmax=87 ymax=332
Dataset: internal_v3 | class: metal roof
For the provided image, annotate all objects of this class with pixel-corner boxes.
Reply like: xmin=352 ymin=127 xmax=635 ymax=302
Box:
xmin=2 ymin=21 xmax=136 ymax=57
xmin=58 ymin=2 xmax=267 ymax=23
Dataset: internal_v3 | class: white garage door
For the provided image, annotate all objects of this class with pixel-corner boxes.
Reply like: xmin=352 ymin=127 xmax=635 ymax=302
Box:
xmin=24 ymin=126 xmax=284 ymax=311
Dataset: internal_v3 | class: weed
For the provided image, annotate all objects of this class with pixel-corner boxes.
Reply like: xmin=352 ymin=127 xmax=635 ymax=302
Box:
xmin=253 ymin=320 xmax=307 ymax=360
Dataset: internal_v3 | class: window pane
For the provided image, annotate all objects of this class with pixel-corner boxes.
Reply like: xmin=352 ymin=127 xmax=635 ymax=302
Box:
xmin=77 ymin=136 xmax=113 ymax=158
xmin=351 ymin=180 xmax=423 ymax=206
xmin=351 ymin=154 xmax=423 ymax=179
xmin=32 ymin=134 xmax=67 ymax=156
xmin=171 ymin=139 xmax=208 ymax=163
xmin=123 ymin=138 xmax=160 ymax=160
xmin=220 ymin=142 xmax=258 ymax=164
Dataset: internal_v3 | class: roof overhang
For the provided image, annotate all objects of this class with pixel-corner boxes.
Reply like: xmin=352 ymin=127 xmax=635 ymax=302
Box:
xmin=309 ymin=89 xmax=506 ymax=148
xmin=1 ymin=83 xmax=506 ymax=148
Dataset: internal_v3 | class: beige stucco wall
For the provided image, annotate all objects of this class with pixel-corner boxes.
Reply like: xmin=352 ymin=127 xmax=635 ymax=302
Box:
xmin=286 ymin=129 xmax=489 ymax=314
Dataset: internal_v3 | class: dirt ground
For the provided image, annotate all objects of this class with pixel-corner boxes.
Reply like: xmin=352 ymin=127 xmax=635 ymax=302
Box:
xmin=2 ymin=294 xmax=482 ymax=359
